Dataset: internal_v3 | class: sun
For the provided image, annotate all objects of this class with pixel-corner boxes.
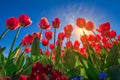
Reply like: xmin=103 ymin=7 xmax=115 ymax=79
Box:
xmin=73 ymin=24 xmax=93 ymax=41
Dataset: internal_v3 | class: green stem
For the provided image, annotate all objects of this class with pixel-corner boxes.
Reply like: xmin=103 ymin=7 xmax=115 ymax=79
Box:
xmin=82 ymin=28 xmax=95 ymax=65
xmin=9 ymin=27 xmax=21 ymax=54
xmin=0 ymin=28 xmax=9 ymax=40
xmin=54 ymin=28 xmax=56 ymax=48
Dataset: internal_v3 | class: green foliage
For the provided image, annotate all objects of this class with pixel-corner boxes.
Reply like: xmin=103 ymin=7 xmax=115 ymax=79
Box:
xmin=85 ymin=62 xmax=99 ymax=80
xmin=4 ymin=59 xmax=17 ymax=76
xmin=64 ymin=50 xmax=76 ymax=69
xmin=31 ymin=36 xmax=40 ymax=56
xmin=106 ymin=44 xmax=120 ymax=67
xmin=16 ymin=52 xmax=25 ymax=70
xmin=107 ymin=65 xmax=120 ymax=80
xmin=55 ymin=41 xmax=61 ymax=65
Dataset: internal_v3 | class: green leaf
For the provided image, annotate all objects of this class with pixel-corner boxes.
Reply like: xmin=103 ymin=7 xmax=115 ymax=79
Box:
xmin=0 ymin=47 xmax=5 ymax=77
xmin=22 ymin=55 xmax=33 ymax=75
xmin=5 ymin=59 xmax=17 ymax=76
xmin=55 ymin=40 xmax=61 ymax=65
xmin=8 ymin=44 xmax=21 ymax=60
xmin=0 ymin=46 xmax=6 ymax=52
xmin=31 ymin=36 xmax=40 ymax=56
xmin=106 ymin=44 xmax=120 ymax=67
xmin=64 ymin=50 xmax=76 ymax=69
xmin=85 ymin=62 xmax=99 ymax=80
xmin=67 ymin=65 xmax=81 ymax=79
xmin=0 ymin=50 xmax=4 ymax=64
xmin=16 ymin=53 xmax=25 ymax=70
xmin=107 ymin=65 xmax=120 ymax=80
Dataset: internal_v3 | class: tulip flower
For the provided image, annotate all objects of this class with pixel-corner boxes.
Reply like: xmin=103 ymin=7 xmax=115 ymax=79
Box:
xmin=22 ymin=34 xmax=34 ymax=46
xmin=49 ymin=43 xmax=54 ymax=50
xmin=58 ymin=32 xmax=65 ymax=41
xmin=52 ymin=18 xmax=61 ymax=48
xmin=73 ymin=40 xmax=80 ymax=50
xmin=96 ymin=22 xmax=110 ymax=33
xmin=24 ymin=47 xmax=31 ymax=53
xmin=18 ymin=14 xmax=32 ymax=27
xmin=118 ymin=34 xmax=120 ymax=40
xmin=85 ymin=21 xmax=95 ymax=31
xmin=66 ymin=41 xmax=73 ymax=49
xmin=32 ymin=32 xmax=42 ymax=41
xmin=42 ymin=39 xmax=49 ymax=46
xmin=52 ymin=18 xmax=61 ymax=28
xmin=76 ymin=18 xmax=86 ymax=28
xmin=38 ymin=17 xmax=50 ymax=30
xmin=45 ymin=31 xmax=53 ymax=40
xmin=108 ymin=30 xmax=116 ymax=38
xmin=0 ymin=17 xmax=20 ymax=40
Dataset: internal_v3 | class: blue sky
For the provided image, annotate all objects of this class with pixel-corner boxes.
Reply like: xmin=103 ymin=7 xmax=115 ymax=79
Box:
xmin=0 ymin=0 xmax=120 ymax=56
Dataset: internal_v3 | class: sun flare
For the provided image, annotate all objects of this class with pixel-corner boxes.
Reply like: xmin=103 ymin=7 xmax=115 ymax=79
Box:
xmin=73 ymin=25 xmax=93 ymax=41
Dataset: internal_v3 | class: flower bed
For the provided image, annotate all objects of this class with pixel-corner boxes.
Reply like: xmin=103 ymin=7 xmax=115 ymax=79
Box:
xmin=0 ymin=14 xmax=120 ymax=80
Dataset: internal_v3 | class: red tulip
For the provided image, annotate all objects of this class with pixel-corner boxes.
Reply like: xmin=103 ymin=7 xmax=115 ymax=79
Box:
xmin=96 ymin=22 xmax=110 ymax=33
xmin=56 ymin=40 xmax=63 ymax=46
xmin=32 ymin=32 xmax=42 ymax=41
xmin=18 ymin=14 xmax=32 ymax=27
xmin=49 ymin=43 xmax=54 ymax=50
xmin=61 ymin=76 xmax=68 ymax=80
xmin=79 ymin=47 xmax=87 ymax=58
xmin=95 ymin=43 xmax=101 ymax=55
xmin=64 ymin=24 xmax=73 ymax=38
xmin=95 ymin=34 xmax=101 ymax=42
xmin=25 ymin=47 xmax=31 ymax=53
xmin=64 ymin=24 xmax=73 ymax=32
xmin=112 ymin=40 xmax=118 ymax=44
xmin=87 ymin=34 xmax=95 ymax=41
xmin=118 ymin=34 xmax=120 ymax=40
xmin=108 ymin=30 xmax=116 ymax=38
xmin=58 ymin=32 xmax=65 ymax=41
xmin=18 ymin=74 xmax=29 ymax=80
xmin=103 ymin=42 xmax=112 ymax=49
xmin=38 ymin=17 xmax=50 ymax=30
xmin=6 ymin=17 xmax=20 ymax=30
xmin=50 ymin=70 xmax=68 ymax=80
xmin=45 ymin=64 xmax=52 ymax=74
xmin=73 ymin=40 xmax=80 ymax=50
xmin=52 ymin=18 xmax=61 ymax=28
xmin=45 ymin=31 xmax=53 ymax=40
xmin=85 ymin=21 xmax=95 ymax=31
xmin=76 ymin=18 xmax=86 ymax=28
xmin=80 ymin=35 xmax=87 ymax=47
xmin=22 ymin=34 xmax=34 ymax=46
xmin=44 ymin=50 xmax=50 ymax=56
xmin=102 ymin=37 xmax=108 ymax=43
xmin=31 ymin=62 xmax=47 ymax=80
xmin=42 ymin=39 xmax=49 ymax=46
xmin=61 ymin=50 xmax=65 ymax=57
xmin=66 ymin=41 xmax=72 ymax=49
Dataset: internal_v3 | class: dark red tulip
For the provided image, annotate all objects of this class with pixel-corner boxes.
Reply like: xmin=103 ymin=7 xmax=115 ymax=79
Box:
xmin=6 ymin=17 xmax=20 ymax=30
xmin=18 ymin=14 xmax=32 ymax=27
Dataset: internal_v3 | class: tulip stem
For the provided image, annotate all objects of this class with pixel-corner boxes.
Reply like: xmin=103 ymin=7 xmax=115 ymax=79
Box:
xmin=0 ymin=28 xmax=9 ymax=40
xmin=54 ymin=28 xmax=56 ymax=48
xmin=9 ymin=27 xmax=21 ymax=55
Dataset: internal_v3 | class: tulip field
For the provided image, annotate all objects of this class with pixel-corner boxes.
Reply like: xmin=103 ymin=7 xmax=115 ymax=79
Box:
xmin=0 ymin=14 xmax=120 ymax=80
